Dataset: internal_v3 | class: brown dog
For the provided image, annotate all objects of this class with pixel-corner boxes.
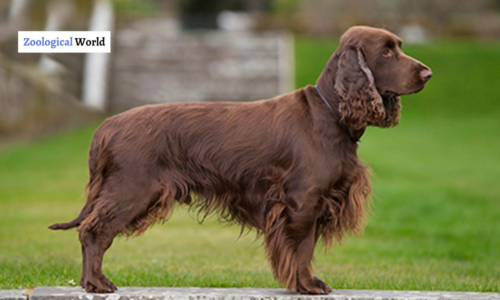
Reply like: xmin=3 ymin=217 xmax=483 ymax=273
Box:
xmin=50 ymin=26 xmax=432 ymax=294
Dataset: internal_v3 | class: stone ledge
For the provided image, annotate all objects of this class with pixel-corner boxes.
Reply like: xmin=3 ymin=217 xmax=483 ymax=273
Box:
xmin=0 ymin=289 xmax=27 ymax=300
xmin=20 ymin=287 xmax=500 ymax=300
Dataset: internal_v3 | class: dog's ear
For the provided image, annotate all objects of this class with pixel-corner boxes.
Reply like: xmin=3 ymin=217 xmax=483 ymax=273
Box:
xmin=334 ymin=46 xmax=386 ymax=130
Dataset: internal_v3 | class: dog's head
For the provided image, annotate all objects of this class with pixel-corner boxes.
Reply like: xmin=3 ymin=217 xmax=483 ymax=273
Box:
xmin=327 ymin=26 xmax=432 ymax=129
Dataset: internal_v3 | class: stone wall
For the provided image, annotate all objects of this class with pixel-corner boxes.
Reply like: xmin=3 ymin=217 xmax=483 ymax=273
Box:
xmin=0 ymin=0 xmax=99 ymax=137
xmin=109 ymin=19 xmax=294 ymax=113
xmin=0 ymin=58 xmax=100 ymax=137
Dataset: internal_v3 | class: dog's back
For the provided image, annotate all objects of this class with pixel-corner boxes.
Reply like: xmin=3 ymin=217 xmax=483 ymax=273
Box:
xmin=75 ymin=91 xmax=313 ymax=235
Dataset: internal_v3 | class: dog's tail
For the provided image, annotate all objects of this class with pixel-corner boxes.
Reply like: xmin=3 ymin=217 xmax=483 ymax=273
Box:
xmin=49 ymin=125 xmax=110 ymax=231
xmin=48 ymin=203 xmax=88 ymax=230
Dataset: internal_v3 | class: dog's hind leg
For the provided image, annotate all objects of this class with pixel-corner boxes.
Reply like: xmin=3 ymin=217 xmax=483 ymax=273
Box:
xmin=79 ymin=225 xmax=118 ymax=293
xmin=78 ymin=176 xmax=172 ymax=293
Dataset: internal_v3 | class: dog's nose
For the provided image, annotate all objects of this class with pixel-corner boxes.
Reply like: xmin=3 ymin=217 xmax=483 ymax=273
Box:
xmin=420 ymin=68 xmax=433 ymax=82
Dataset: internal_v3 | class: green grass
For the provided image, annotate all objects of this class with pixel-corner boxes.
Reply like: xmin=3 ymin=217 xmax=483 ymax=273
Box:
xmin=1 ymin=38 xmax=500 ymax=291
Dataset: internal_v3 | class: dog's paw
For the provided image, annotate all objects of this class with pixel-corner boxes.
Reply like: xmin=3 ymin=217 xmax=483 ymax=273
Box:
xmin=297 ymin=277 xmax=332 ymax=295
xmin=82 ymin=275 xmax=117 ymax=293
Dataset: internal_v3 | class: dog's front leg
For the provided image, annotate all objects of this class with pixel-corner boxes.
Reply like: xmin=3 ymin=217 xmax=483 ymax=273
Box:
xmin=264 ymin=201 xmax=331 ymax=295
xmin=295 ymin=219 xmax=332 ymax=294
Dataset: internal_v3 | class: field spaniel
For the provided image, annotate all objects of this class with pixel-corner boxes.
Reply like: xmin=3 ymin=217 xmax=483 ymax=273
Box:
xmin=50 ymin=26 xmax=432 ymax=294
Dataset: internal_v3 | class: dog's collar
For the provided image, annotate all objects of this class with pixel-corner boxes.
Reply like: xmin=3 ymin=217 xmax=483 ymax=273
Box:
xmin=315 ymin=85 xmax=359 ymax=143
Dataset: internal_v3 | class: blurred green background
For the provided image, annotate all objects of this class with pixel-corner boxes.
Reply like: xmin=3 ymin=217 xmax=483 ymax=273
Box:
xmin=1 ymin=0 xmax=500 ymax=293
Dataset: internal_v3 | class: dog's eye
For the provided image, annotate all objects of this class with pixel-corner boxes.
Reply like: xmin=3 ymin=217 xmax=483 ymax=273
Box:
xmin=382 ymin=49 xmax=392 ymax=57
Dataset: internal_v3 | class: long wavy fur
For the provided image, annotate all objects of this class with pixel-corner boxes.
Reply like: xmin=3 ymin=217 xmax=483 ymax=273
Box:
xmin=317 ymin=162 xmax=373 ymax=247
xmin=334 ymin=46 xmax=401 ymax=130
